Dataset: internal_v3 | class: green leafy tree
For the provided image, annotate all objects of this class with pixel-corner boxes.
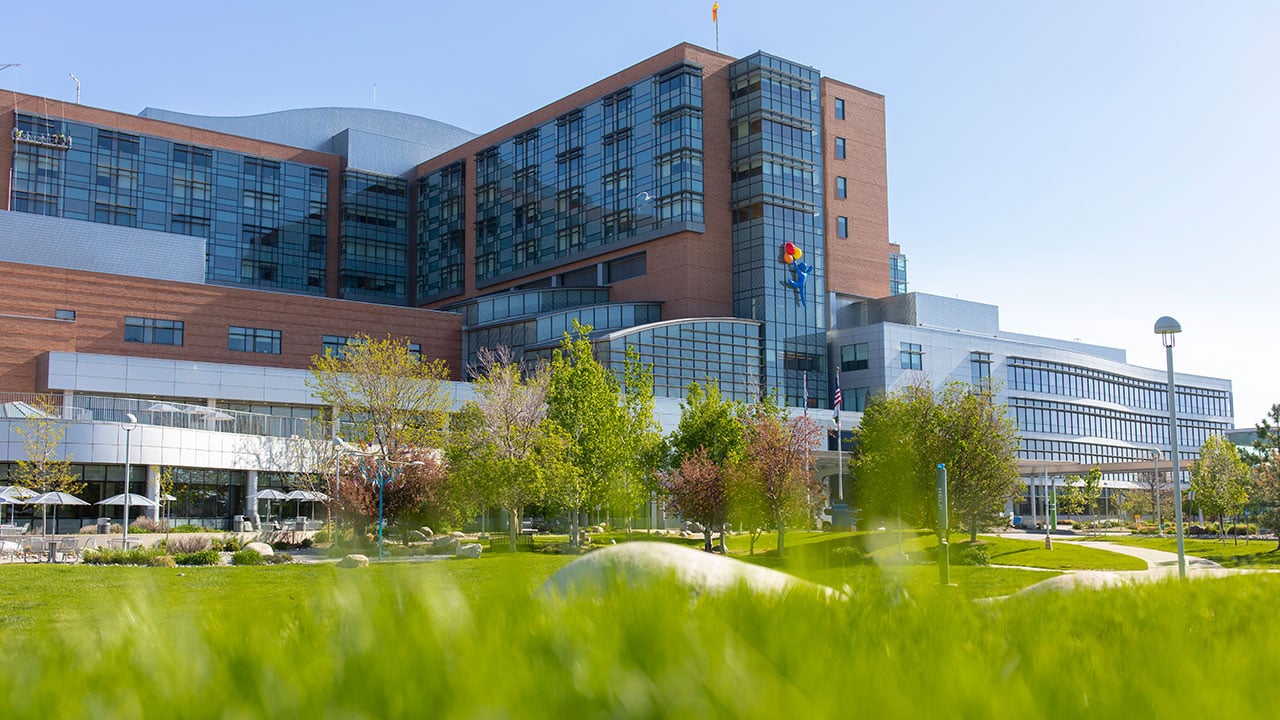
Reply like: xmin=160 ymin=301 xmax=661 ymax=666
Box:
xmin=738 ymin=398 xmax=824 ymax=557
xmin=611 ymin=346 xmax=662 ymax=538
xmin=665 ymin=380 xmax=745 ymax=537
xmin=936 ymin=381 xmax=1023 ymax=542
xmin=452 ymin=346 xmax=553 ymax=551
xmin=1252 ymin=450 xmax=1280 ymax=549
xmin=850 ymin=382 xmax=938 ymax=530
xmin=308 ymin=333 xmax=452 ymax=455
xmin=1059 ymin=467 xmax=1103 ymax=517
xmin=1190 ymin=434 xmax=1250 ymax=543
xmin=13 ymin=395 xmax=82 ymax=496
xmin=545 ymin=321 xmax=629 ymax=546
xmin=1249 ymin=403 xmax=1280 ymax=465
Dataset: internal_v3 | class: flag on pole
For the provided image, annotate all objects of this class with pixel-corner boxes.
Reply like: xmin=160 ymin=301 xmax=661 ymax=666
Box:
xmin=802 ymin=371 xmax=809 ymax=414
xmin=832 ymin=376 xmax=842 ymax=430
xmin=712 ymin=2 xmax=719 ymax=22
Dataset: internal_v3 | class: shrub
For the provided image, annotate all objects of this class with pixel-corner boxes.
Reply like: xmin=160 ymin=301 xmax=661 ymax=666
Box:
xmin=82 ymin=547 xmax=164 ymax=566
xmin=165 ymin=535 xmax=212 ymax=554
xmin=265 ymin=553 xmax=293 ymax=565
xmin=77 ymin=525 xmax=99 ymax=534
xmin=232 ymin=549 xmax=265 ymax=566
xmin=1070 ymin=521 xmax=1084 ymax=530
xmin=1226 ymin=524 xmax=1258 ymax=536
xmin=831 ymin=546 xmax=865 ymax=565
xmin=149 ymin=555 xmax=177 ymax=568
xmin=173 ymin=550 xmax=221 ymax=566
xmin=217 ymin=536 xmax=244 ymax=552
xmin=130 ymin=516 xmax=168 ymax=533
xmin=312 ymin=528 xmax=331 ymax=544
xmin=170 ymin=525 xmax=206 ymax=534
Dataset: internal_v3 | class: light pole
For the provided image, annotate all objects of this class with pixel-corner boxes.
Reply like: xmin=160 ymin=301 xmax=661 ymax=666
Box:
xmin=1150 ymin=449 xmax=1163 ymax=536
xmin=122 ymin=413 xmax=138 ymax=545
xmin=359 ymin=457 xmax=424 ymax=561
xmin=1155 ymin=316 xmax=1187 ymax=579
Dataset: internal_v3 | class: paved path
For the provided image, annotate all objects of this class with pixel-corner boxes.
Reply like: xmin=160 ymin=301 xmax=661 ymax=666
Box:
xmin=1001 ymin=534 xmax=1275 ymax=595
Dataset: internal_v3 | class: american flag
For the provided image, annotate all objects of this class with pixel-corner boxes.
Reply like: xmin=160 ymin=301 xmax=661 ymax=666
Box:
xmin=832 ymin=377 xmax=842 ymax=430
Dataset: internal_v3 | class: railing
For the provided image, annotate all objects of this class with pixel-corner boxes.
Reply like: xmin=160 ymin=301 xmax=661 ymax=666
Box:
xmin=0 ymin=392 xmax=315 ymax=439
xmin=12 ymin=128 xmax=73 ymax=149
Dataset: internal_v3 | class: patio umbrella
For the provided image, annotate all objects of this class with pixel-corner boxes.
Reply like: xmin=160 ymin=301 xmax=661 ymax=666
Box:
xmin=1 ymin=485 xmax=37 ymax=524
xmin=25 ymin=491 xmax=90 ymax=535
xmin=285 ymin=490 xmax=329 ymax=520
xmin=255 ymin=488 xmax=288 ymax=523
xmin=98 ymin=493 xmax=160 ymax=543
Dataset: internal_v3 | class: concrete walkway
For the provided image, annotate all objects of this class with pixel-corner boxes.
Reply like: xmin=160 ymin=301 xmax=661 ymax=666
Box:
xmin=1008 ymin=534 xmax=1274 ymax=595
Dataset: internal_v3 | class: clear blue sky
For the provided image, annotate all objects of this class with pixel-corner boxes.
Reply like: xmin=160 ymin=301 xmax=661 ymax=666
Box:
xmin=4 ymin=1 xmax=1276 ymax=428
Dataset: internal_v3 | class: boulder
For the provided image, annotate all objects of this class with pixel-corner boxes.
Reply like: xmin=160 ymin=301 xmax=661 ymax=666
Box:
xmin=432 ymin=535 xmax=460 ymax=553
xmin=456 ymin=543 xmax=483 ymax=559
xmin=450 ymin=531 xmax=465 ymax=539
xmin=542 ymin=542 xmax=842 ymax=600
xmin=589 ymin=525 xmax=605 ymax=534
xmin=419 ymin=526 xmax=434 ymax=537
xmin=336 ymin=554 xmax=369 ymax=569
xmin=244 ymin=541 xmax=274 ymax=557
xmin=409 ymin=530 xmax=428 ymax=542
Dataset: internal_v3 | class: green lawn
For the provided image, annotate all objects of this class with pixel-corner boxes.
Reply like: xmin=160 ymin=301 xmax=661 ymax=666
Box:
xmin=3 ymin=554 xmax=1280 ymax=717
xmin=1085 ymin=535 xmax=1280 ymax=568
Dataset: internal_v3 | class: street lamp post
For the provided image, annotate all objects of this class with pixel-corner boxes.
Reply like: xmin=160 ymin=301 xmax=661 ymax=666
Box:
xmin=1151 ymin=449 xmax=1163 ymax=536
xmin=1155 ymin=316 xmax=1187 ymax=579
xmin=359 ymin=457 xmax=424 ymax=561
xmin=122 ymin=413 xmax=138 ymax=545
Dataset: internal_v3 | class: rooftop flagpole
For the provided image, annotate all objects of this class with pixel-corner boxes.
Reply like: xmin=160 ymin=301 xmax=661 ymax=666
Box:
xmin=713 ymin=3 xmax=720 ymax=51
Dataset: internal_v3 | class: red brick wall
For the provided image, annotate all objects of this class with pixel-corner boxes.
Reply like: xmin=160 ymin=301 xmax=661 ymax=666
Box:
xmin=0 ymin=261 xmax=463 ymax=393
xmin=820 ymin=78 xmax=898 ymax=299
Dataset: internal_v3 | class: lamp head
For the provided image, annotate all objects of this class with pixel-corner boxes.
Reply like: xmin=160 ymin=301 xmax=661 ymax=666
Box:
xmin=1154 ymin=316 xmax=1181 ymax=348
xmin=123 ymin=412 xmax=138 ymax=431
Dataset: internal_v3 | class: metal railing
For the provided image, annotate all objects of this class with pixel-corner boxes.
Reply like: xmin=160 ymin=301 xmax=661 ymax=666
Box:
xmin=0 ymin=392 xmax=314 ymax=439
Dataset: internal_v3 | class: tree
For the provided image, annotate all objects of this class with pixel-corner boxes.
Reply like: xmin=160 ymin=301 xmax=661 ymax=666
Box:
xmin=1252 ymin=451 xmax=1280 ymax=549
xmin=13 ymin=395 xmax=82 ymax=496
xmin=452 ymin=346 xmax=553 ymax=551
xmin=935 ymin=381 xmax=1023 ymax=542
xmin=1059 ymin=467 xmax=1103 ymax=517
xmin=1249 ymin=403 xmax=1280 ymax=465
xmin=545 ymin=321 xmax=629 ymax=546
xmin=308 ymin=333 xmax=452 ymax=455
xmin=665 ymin=380 xmax=744 ymax=538
xmin=610 ymin=347 xmax=663 ymax=538
xmin=850 ymin=382 xmax=938 ymax=531
xmin=662 ymin=448 xmax=728 ymax=552
xmin=1190 ymin=434 xmax=1250 ymax=543
xmin=738 ymin=399 xmax=824 ymax=557
xmin=337 ymin=447 xmax=446 ymax=537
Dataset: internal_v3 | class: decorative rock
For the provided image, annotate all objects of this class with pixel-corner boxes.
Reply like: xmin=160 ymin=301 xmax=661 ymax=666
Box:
xmin=432 ymin=535 xmax=460 ymax=552
xmin=336 ymin=554 xmax=369 ymax=569
xmin=542 ymin=542 xmax=842 ymax=600
xmin=245 ymin=541 xmax=274 ymax=557
xmin=450 ymin=531 xmax=465 ymax=539
xmin=419 ymin=527 xmax=434 ymax=537
xmin=456 ymin=543 xmax=483 ymax=559
xmin=410 ymin=530 xmax=428 ymax=542
xmin=589 ymin=525 xmax=605 ymax=534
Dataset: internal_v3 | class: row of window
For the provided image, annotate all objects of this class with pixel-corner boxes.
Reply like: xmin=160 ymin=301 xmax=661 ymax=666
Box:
xmin=119 ymin=316 xmax=420 ymax=358
xmin=1008 ymin=357 xmax=1231 ymax=417
xmin=1010 ymin=396 xmax=1228 ymax=449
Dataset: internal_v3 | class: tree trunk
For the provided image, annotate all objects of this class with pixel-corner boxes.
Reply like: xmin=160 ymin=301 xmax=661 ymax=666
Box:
xmin=508 ymin=507 xmax=520 ymax=553
xmin=775 ymin=511 xmax=786 ymax=557
xmin=570 ymin=506 xmax=579 ymax=547
xmin=703 ymin=527 xmax=713 ymax=552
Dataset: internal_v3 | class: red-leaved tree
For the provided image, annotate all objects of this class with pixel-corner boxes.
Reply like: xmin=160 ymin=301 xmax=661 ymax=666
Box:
xmin=739 ymin=404 xmax=824 ymax=557
xmin=662 ymin=447 xmax=728 ymax=552
xmin=336 ymin=448 xmax=446 ymax=541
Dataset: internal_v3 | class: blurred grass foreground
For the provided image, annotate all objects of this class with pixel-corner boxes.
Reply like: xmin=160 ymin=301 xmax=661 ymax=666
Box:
xmin=1 ymin=547 xmax=1278 ymax=717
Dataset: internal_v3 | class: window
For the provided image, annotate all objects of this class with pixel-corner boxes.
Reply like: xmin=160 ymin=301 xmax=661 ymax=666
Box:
xmin=971 ymin=351 xmax=993 ymax=386
xmin=836 ymin=176 xmax=847 ymax=199
xmin=229 ymin=326 xmax=282 ymax=355
xmin=408 ymin=343 xmax=422 ymax=361
xmin=322 ymin=335 xmax=357 ymax=359
xmin=834 ymin=98 xmax=846 ymax=119
xmin=900 ymin=342 xmax=923 ymax=370
xmin=850 ymin=387 xmax=870 ymax=412
xmin=606 ymin=252 xmax=647 ymax=283
xmin=55 ymin=309 xmax=76 ymax=321
xmin=835 ymin=137 xmax=846 ymax=159
xmin=124 ymin=316 xmax=183 ymax=346
xmin=836 ymin=216 xmax=848 ymax=238
xmin=841 ymin=343 xmax=869 ymax=372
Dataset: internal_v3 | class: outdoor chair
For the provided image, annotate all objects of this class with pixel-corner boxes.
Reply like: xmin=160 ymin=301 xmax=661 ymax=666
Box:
xmin=24 ymin=537 xmax=48 ymax=563
xmin=59 ymin=536 xmax=81 ymax=563
xmin=0 ymin=540 xmax=20 ymax=563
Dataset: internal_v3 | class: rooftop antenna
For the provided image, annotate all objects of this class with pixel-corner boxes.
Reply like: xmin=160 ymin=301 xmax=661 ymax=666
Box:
xmin=0 ymin=64 xmax=20 ymax=72
xmin=68 ymin=72 xmax=80 ymax=104
xmin=372 ymin=83 xmax=377 ymax=109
